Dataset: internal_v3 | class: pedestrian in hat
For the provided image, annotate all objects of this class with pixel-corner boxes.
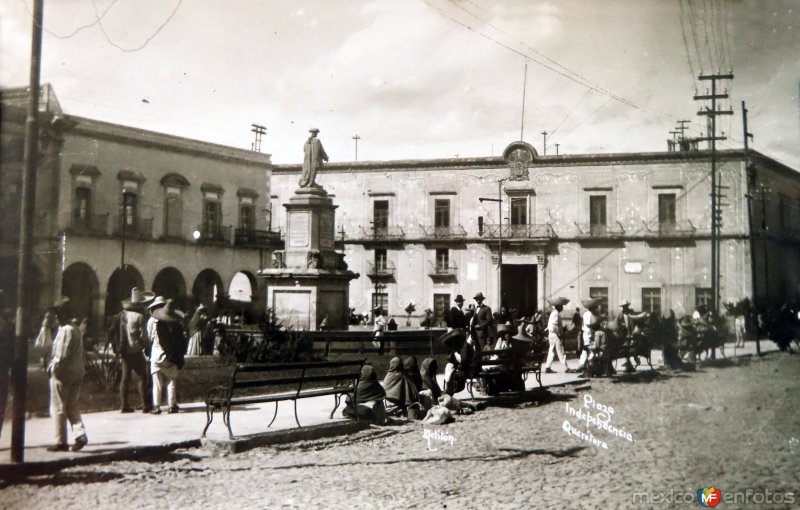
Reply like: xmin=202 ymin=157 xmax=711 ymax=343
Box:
xmin=148 ymin=299 xmax=187 ymax=414
xmin=446 ymin=294 xmax=468 ymax=333
xmin=472 ymin=292 xmax=493 ymax=353
xmin=544 ymin=297 xmax=574 ymax=374
xmin=576 ymin=298 xmax=602 ymax=375
xmin=372 ymin=306 xmax=387 ymax=355
xmin=118 ymin=287 xmax=155 ymax=413
xmin=186 ymin=304 xmax=208 ymax=357
xmin=46 ymin=298 xmax=89 ymax=452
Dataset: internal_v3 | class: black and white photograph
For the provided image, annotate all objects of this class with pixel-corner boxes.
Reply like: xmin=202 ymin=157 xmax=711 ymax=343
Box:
xmin=0 ymin=0 xmax=799 ymax=508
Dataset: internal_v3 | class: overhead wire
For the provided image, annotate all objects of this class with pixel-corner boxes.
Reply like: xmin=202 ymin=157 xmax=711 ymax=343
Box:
xmin=19 ymin=0 xmax=120 ymax=40
xmin=91 ymin=0 xmax=183 ymax=53
xmin=548 ymin=88 xmax=592 ymax=139
xmin=678 ymin=0 xmax=698 ymax=84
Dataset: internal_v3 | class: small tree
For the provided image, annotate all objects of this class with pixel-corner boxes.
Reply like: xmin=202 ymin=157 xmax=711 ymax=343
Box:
xmin=404 ymin=302 xmax=416 ymax=327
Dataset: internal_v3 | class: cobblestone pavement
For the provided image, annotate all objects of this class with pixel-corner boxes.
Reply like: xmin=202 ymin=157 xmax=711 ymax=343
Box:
xmin=1 ymin=352 xmax=798 ymax=509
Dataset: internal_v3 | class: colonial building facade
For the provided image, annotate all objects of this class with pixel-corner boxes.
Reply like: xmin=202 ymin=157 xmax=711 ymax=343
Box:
xmin=273 ymin=142 xmax=800 ymax=327
xmin=0 ymin=86 xmax=276 ymax=338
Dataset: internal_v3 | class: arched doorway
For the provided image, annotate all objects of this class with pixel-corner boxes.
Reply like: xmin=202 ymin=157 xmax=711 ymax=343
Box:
xmin=105 ymin=265 xmax=145 ymax=320
xmin=62 ymin=263 xmax=100 ymax=339
xmin=229 ymin=271 xmax=257 ymax=324
xmin=152 ymin=266 xmax=188 ymax=312
xmin=192 ymin=269 xmax=224 ymax=312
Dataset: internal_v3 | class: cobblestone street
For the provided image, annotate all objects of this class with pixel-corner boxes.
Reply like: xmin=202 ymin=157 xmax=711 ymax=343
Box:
xmin=2 ymin=352 xmax=799 ymax=509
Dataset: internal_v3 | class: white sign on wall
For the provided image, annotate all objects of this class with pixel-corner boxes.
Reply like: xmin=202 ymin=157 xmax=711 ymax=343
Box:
xmin=623 ymin=262 xmax=643 ymax=274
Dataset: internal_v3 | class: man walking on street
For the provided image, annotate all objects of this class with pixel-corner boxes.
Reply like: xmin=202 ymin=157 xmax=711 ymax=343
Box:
xmin=544 ymin=297 xmax=574 ymax=374
xmin=472 ymin=292 xmax=493 ymax=352
xmin=118 ymin=288 xmax=154 ymax=413
xmin=47 ymin=298 xmax=89 ymax=452
xmin=149 ymin=299 xmax=187 ymax=414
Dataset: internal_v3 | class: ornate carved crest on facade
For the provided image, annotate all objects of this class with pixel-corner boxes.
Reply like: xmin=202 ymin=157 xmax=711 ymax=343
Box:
xmin=502 ymin=141 xmax=538 ymax=181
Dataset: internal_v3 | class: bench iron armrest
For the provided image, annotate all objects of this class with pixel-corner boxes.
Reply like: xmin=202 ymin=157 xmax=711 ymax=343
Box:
xmin=206 ymin=385 xmax=232 ymax=405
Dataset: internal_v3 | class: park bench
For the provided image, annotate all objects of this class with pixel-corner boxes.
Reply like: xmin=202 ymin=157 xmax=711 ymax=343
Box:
xmin=201 ymin=359 xmax=365 ymax=439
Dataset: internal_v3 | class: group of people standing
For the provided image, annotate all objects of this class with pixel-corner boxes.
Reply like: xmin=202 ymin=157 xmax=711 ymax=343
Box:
xmin=38 ymin=288 xmax=205 ymax=452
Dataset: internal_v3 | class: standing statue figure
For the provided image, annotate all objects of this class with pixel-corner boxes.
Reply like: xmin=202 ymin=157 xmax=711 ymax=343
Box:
xmin=299 ymin=128 xmax=329 ymax=188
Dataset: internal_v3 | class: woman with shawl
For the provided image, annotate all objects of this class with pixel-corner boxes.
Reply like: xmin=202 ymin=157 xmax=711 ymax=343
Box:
xmin=403 ymin=356 xmax=423 ymax=393
xmin=344 ymin=364 xmax=387 ymax=423
xmin=383 ymin=356 xmax=419 ymax=416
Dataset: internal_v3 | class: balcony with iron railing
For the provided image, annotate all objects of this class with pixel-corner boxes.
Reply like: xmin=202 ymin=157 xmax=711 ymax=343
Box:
xmin=641 ymin=219 xmax=697 ymax=238
xmin=234 ymin=227 xmax=282 ymax=248
xmin=481 ymin=223 xmax=555 ymax=239
xmin=574 ymin=221 xmax=626 ymax=239
xmin=357 ymin=225 xmax=406 ymax=241
xmin=68 ymin=213 xmax=110 ymax=236
xmin=367 ymin=260 xmax=396 ymax=282
xmin=428 ymin=260 xmax=458 ymax=281
xmin=419 ymin=224 xmax=467 ymax=240
xmin=195 ymin=224 xmax=232 ymax=245
xmin=113 ymin=216 xmax=153 ymax=239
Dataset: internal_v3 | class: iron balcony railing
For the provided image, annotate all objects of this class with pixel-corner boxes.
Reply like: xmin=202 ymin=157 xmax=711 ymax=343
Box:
xmin=69 ymin=213 xmax=109 ymax=235
xmin=358 ymin=225 xmax=405 ymax=241
xmin=113 ymin=216 xmax=153 ymax=239
xmin=642 ymin=219 xmax=697 ymax=237
xmin=481 ymin=223 xmax=555 ymax=239
xmin=234 ymin=227 xmax=282 ymax=247
xmin=573 ymin=221 xmax=626 ymax=238
xmin=419 ymin=224 xmax=467 ymax=239
xmin=428 ymin=261 xmax=458 ymax=277
xmin=196 ymin=224 xmax=232 ymax=244
xmin=367 ymin=261 xmax=396 ymax=277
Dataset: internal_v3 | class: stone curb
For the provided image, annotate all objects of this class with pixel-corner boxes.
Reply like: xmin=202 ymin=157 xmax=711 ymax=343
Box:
xmin=201 ymin=420 xmax=372 ymax=454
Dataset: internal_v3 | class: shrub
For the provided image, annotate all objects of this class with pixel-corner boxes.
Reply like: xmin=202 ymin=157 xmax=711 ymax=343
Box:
xmin=217 ymin=309 xmax=317 ymax=363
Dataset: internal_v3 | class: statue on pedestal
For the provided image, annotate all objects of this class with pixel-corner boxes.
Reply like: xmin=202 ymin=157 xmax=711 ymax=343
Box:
xmin=299 ymin=128 xmax=329 ymax=188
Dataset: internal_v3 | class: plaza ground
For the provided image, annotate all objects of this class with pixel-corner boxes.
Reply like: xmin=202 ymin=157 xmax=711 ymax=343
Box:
xmin=0 ymin=340 xmax=798 ymax=509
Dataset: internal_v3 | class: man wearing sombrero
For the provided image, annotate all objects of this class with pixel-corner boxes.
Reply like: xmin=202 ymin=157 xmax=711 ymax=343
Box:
xmin=544 ymin=297 xmax=575 ymax=374
xmin=46 ymin=297 xmax=89 ymax=452
xmin=149 ymin=299 xmax=187 ymax=414
xmin=118 ymin=288 xmax=155 ymax=414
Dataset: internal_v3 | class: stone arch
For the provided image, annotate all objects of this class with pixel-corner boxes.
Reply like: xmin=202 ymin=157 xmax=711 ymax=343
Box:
xmin=192 ymin=269 xmax=225 ymax=311
xmin=152 ymin=266 xmax=188 ymax=312
xmin=104 ymin=265 xmax=145 ymax=320
xmin=228 ymin=270 xmax=259 ymax=323
xmin=62 ymin=262 xmax=100 ymax=339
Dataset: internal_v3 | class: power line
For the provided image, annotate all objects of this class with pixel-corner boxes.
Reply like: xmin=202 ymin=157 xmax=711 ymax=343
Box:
xmin=91 ymin=0 xmax=183 ymax=53
xmin=424 ymin=0 xmax=650 ymax=113
xmin=548 ymin=88 xmax=592 ymax=138
xmin=19 ymin=0 xmax=120 ymax=39
xmin=678 ymin=0 xmax=698 ymax=84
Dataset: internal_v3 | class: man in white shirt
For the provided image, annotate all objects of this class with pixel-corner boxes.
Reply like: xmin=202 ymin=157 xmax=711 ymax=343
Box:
xmin=544 ymin=297 xmax=573 ymax=373
xmin=576 ymin=298 xmax=602 ymax=374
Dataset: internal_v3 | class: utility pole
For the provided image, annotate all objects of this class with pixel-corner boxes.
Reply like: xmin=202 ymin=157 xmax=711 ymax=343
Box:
xmin=250 ymin=124 xmax=266 ymax=152
xmin=12 ymin=0 xmax=44 ymax=463
xmin=541 ymin=131 xmax=548 ymax=156
xmin=694 ymin=73 xmax=733 ymax=326
xmin=352 ymin=134 xmax=361 ymax=161
xmin=676 ymin=119 xmax=691 ymax=140
xmin=479 ymin=178 xmax=509 ymax=308
xmin=742 ymin=101 xmax=761 ymax=356
xmin=555 ymin=143 xmax=560 ymax=155
xmin=520 ymin=62 xmax=528 ymax=141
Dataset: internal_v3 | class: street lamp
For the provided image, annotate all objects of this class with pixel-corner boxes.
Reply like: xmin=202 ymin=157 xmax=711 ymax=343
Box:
xmin=479 ymin=177 xmax=509 ymax=308
xmin=120 ymin=190 xmax=131 ymax=269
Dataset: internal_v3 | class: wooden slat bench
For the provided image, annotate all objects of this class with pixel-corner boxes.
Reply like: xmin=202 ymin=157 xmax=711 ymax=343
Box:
xmin=201 ymin=359 xmax=365 ymax=439
xmin=468 ymin=340 xmax=545 ymax=397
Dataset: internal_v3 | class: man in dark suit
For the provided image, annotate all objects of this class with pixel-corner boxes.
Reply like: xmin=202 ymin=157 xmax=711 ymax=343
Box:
xmin=446 ymin=294 xmax=468 ymax=332
xmin=472 ymin=292 xmax=493 ymax=352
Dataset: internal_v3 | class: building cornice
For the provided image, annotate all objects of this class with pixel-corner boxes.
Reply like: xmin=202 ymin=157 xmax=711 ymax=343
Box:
xmin=274 ymin=149 xmax=798 ymax=176
xmin=65 ymin=114 xmax=272 ymax=168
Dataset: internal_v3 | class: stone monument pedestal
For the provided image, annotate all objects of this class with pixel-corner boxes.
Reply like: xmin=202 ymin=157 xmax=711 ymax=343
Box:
xmin=258 ymin=186 xmax=358 ymax=331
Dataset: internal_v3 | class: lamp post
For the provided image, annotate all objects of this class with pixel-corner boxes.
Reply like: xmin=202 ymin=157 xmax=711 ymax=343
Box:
xmin=120 ymin=190 xmax=130 ymax=269
xmin=479 ymin=177 xmax=509 ymax=308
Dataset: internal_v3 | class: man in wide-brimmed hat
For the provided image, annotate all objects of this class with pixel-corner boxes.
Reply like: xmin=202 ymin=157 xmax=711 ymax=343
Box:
xmin=472 ymin=292 xmax=493 ymax=352
xmin=575 ymin=298 xmax=602 ymax=375
xmin=149 ymin=299 xmax=187 ymax=414
xmin=544 ymin=297 xmax=574 ymax=374
xmin=118 ymin=288 xmax=155 ymax=413
xmin=46 ymin=297 xmax=89 ymax=452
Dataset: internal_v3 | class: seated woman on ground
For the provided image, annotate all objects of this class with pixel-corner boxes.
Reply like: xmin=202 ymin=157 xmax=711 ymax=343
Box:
xmin=383 ymin=356 xmax=419 ymax=416
xmin=403 ymin=356 xmax=424 ymax=393
xmin=344 ymin=364 xmax=387 ymax=424
xmin=419 ymin=357 xmax=442 ymax=409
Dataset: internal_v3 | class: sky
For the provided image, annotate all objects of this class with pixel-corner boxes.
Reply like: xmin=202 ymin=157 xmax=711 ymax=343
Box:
xmin=1 ymin=0 xmax=798 ymax=168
